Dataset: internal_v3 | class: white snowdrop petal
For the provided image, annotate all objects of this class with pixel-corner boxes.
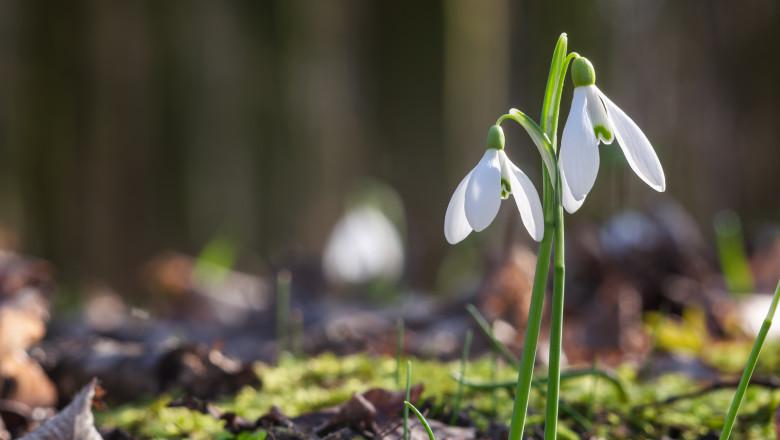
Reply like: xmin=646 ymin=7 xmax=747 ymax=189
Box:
xmin=560 ymin=87 xmax=600 ymax=201
xmin=502 ymin=152 xmax=544 ymax=242
xmin=444 ymin=170 xmax=474 ymax=244
xmin=561 ymin=168 xmax=586 ymax=213
xmin=585 ymin=85 xmax=614 ymax=144
xmin=598 ymin=88 xmax=666 ymax=192
xmin=465 ymin=149 xmax=502 ymax=232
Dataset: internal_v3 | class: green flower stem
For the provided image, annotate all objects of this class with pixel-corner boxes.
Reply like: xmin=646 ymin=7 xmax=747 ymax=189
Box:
xmin=719 ymin=280 xmax=780 ymax=440
xmin=506 ymin=195 xmax=554 ymax=440
xmin=506 ymin=32 xmax=569 ymax=440
xmin=544 ymin=174 xmax=566 ymax=440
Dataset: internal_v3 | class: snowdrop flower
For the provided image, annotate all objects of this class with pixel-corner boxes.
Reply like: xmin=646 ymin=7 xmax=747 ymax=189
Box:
xmin=444 ymin=126 xmax=544 ymax=244
xmin=560 ymin=56 xmax=665 ymax=213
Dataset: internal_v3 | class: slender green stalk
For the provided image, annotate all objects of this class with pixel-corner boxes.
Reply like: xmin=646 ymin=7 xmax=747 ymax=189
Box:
xmin=290 ymin=308 xmax=303 ymax=358
xmin=450 ymin=329 xmax=472 ymax=425
xmin=719 ymin=280 xmax=780 ymax=440
xmin=404 ymin=360 xmax=412 ymax=440
xmin=275 ymin=269 xmax=292 ymax=361
xmin=396 ymin=318 xmax=404 ymax=386
xmin=506 ymin=211 xmax=553 ymax=440
xmin=465 ymin=304 xmax=520 ymax=369
xmin=506 ymin=33 xmax=568 ymax=440
xmin=545 ymin=175 xmax=566 ymax=440
xmin=405 ymin=401 xmax=435 ymax=440
xmin=714 ymin=210 xmax=754 ymax=294
xmin=588 ymin=360 xmax=599 ymax=428
xmin=489 ymin=321 xmax=499 ymax=416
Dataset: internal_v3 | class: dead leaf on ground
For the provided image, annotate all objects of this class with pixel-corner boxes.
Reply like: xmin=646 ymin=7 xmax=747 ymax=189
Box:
xmin=20 ymin=378 xmax=101 ymax=440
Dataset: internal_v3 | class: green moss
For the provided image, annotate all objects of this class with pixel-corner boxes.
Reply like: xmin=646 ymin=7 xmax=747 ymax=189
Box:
xmin=95 ymin=350 xmax=780 ymax=439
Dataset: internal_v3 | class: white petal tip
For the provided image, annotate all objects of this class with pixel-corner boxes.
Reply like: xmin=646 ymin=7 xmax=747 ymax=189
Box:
xmin=445 ymin=233 xmax=468 ymax=245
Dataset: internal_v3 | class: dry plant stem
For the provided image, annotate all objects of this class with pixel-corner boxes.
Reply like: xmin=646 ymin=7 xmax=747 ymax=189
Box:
xmin=719 ymin=280 xmax=780 ymax=440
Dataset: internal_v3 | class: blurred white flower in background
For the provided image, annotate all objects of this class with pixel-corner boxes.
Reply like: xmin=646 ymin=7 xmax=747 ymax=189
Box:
xmin=323 ymin=181 xmax=405 ymax=286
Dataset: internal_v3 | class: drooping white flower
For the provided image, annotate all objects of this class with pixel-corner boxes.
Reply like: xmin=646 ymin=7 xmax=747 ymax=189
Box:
xmin=560 ymin=56 xmax=665 ymax=213
xmin=444 ymin=126 xmax=544 ymax=244
xmin=323 ymin=206 xmax=404 ymax=285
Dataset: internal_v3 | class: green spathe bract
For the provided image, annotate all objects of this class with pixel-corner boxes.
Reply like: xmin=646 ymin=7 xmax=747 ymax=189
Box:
xmin=486 ymin=124 xmax=505 ymax=150
xmin=571 ymin=56 xmax=595 ymax=87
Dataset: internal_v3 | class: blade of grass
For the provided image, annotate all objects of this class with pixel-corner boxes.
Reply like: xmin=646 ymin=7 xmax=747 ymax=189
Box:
xmin=275 ymin=269 xmax=292 ymax=361
xmin=404 ymin=360 xmax=412 ymax=440
xmin=450 ymin=367 xmax=628 ymax=402
xmin=719 ymin=280 xmax=780 ymax=440
xmin=587 ymin=359 xmax=599 ymax=429
xmin=489 ymin=320 xmax=499 ymax=417
xmin=405 ymin=401 xmax=435 ymax=440
xmin=396 ymin=318 xmax=404 ymax=386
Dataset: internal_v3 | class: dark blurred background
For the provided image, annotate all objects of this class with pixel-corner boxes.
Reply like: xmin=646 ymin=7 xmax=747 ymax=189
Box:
xmin=0 ymin=0 xmax=778 ymax=296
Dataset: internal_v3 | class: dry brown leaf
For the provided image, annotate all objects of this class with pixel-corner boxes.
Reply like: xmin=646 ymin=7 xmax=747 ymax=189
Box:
xmin=0 ymin=351 xmax=57 ymax=408
xmin=20 ymin=378 xmax=102 ymax=440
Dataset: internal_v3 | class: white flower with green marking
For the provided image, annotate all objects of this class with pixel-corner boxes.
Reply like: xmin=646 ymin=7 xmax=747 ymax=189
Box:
xmin=444 ymin=126 xmax=543 ymax=244
xmin=560 ymin=56 xmax=665 ymax=213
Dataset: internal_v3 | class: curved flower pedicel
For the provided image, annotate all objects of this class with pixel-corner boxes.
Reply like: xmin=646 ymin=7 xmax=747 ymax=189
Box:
xmin=444 ymin=125 xmax=544 ymax=244
xmin=560 ymin=56 xmax=666 ymax=213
